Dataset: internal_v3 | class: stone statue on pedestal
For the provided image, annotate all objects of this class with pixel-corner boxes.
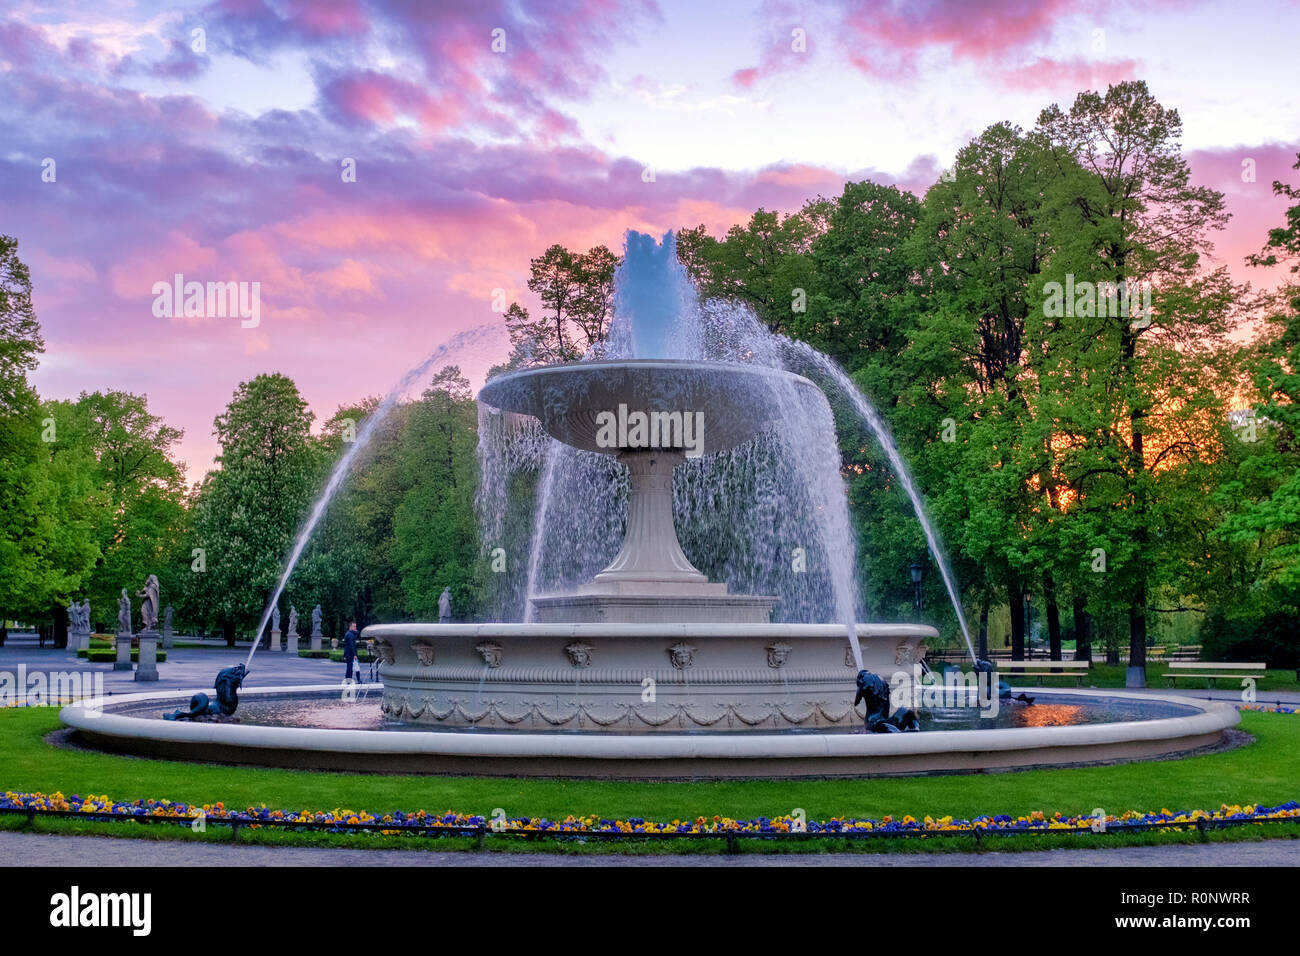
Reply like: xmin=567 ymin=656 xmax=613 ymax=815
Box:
xmin=311 ymin=604 xmax=323 ymax=636
xmin=287 ymin=605 xmax=298 ymax=638
xmin=117 ymin=589 xmax=132 ymax=635
xmin=271 ymin=605 xmax=280 ymax=633
xmin=438 ymin=587 xmax=452 ymax=624
xmin=137 ymin=574 xmax=160 ymax=632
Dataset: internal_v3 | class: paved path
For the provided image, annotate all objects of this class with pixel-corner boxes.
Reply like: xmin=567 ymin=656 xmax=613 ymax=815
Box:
xmin=4 ymin=643 xmax=1296 ymax=705
xmin=0 ymin=641 xmax=348 ymax=700
xmin=2 ymin=831 xmax=1296 ymax=866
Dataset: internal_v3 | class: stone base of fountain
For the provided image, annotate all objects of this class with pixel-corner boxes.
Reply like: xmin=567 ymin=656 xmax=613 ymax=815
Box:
xmin=367 ymin=622 xmax=933 ymax=733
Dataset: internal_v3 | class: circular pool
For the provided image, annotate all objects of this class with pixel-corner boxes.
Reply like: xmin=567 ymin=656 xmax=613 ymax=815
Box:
xmin=60 ymin=684 xmax=1240 ymax=779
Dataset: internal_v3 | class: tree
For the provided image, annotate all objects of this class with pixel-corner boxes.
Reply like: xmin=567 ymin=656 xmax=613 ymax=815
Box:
xmin=1215 ymin=152 xmax=1300 ymax=591
xmin=186 ymin=374 xmax=322 ymax=644
xmin=497 ymin=245 xmax=622 ymax=372
xmin=43 ymin=391 xmax=188 ymax=626
xmin=803 ymin=184 xmax=920 ymax=374
xmin=0 ymin=237 xmax=99 ymax=637
xmin=0 ymin=235 xmax=42 ymax=417
xmin=1034 ymin=81 xmax=1239 ymax=683
xmin=678 ymin=209 xmax=821 ymax=338
xmin=390 ymin=367 xmax=484 ymax=619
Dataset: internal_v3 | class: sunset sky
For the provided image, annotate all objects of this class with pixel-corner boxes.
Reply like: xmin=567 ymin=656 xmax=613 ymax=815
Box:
xmin=3 ymin=0 xmax=1298 ymax=479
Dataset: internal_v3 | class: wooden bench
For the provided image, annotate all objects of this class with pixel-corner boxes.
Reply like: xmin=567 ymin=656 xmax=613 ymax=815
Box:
xmin=994 ymin=660 xmax=1092 ymax=687
xmin=1163 ymin=661 xmax=1265 ymax=688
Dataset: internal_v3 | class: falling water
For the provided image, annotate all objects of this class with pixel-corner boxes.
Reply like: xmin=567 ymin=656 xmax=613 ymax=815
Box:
xmin=244 ymin=326 xmax=506 ymax=672
xmin=781 ymin=340 xmax=978 ymax=664
xmin=477 ymin=229 xmax=975 ymax=667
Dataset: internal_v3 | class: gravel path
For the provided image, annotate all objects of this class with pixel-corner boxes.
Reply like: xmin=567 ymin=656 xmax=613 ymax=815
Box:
xmin=3 ymin=831 xmax=1296 ymax=866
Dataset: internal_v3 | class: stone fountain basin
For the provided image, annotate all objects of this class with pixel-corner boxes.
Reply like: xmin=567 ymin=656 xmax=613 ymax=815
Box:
xmin=477 ymin=359 xmax=822 ymax=455
xmin=364 ymin=622 xmax=934 ymax=734
xmin=59 ymin=684 xmax=1239 ymax=779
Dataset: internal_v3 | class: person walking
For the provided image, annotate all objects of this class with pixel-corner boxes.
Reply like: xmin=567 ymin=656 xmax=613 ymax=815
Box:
xmin=343 ymin=620 xmax=359 ymax=682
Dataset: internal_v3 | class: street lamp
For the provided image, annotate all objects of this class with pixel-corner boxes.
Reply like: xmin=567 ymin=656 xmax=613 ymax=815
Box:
xmin=909 ymin=560 xmax=924 ymax=620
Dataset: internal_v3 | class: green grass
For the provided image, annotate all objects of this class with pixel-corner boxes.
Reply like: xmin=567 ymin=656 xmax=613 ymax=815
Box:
xmin=967 ymin=662 xmax=1298 ymax=692
xmin=2 ymin=708 xmax=1297 ymax=822
xmin=2 ymin=707 xmax=1297 ymax=854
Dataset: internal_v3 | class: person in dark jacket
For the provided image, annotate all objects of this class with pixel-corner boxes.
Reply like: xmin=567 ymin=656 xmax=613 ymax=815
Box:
xmin=343 ymin=621 xmax=359 ymax=681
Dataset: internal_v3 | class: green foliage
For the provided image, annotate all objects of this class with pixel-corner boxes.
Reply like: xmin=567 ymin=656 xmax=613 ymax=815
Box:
xmin=185 ymin=374 xmax=323 ymax=641
xmin=1198 ymin=583 xmax=1299 ymax=668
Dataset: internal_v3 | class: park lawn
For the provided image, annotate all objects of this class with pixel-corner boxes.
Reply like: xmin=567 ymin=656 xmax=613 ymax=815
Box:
xmin=974 ymin=662 xmax=1298 ymax=692
xmin=1 ymin=708 xmax=1296 ymax=825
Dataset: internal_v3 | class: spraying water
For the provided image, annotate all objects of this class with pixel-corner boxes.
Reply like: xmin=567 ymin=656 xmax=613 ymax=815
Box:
xmin=244 ymin=326 xmax=505 ymax=672
xmin=781 ymin=340 xmax=978 ymax=663
xmin=477 ymin=229 xmax=976 ymax=666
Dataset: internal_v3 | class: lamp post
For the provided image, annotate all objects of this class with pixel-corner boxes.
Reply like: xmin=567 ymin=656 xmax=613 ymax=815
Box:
xmin=909 ymin=560 xmax=924 ymax=621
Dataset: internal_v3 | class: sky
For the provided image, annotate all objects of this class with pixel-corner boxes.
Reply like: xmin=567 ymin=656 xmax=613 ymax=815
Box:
xmin=2 ymin=0 xmax=1298 ymax=480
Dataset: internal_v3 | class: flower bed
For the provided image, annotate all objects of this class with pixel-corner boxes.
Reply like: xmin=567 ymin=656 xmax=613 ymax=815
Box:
xmin=3 ymin=790 xmax=1296 ymax=837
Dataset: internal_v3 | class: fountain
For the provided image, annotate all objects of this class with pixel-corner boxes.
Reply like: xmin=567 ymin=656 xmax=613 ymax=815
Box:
xmin=366 ymin=232 xmax=932 ymax=733
xmin=60 ymin=231 xmax=1239 ymax=778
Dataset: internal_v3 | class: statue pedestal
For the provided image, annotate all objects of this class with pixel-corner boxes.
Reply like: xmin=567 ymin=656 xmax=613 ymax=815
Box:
xmin=311 ymin=632 xmax=322 ymax=652
xmin=135 ymin=630 xmax=159 ymax=682
xmin=76 ymin=629 xmax=90 ymax=652
xmin=270 ymin=628 xmax=282 ymax=652
xmin=113 ymin=632 xmax=133 ymax=671
xmin=287 ymin=633 xmax=299 ymax=654
xmin=161 ymin=624 xmax=173 ymax=649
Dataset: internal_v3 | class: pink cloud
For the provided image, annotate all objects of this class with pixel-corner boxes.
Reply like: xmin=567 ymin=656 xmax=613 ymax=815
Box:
xmin=735 ymin=0 xmax=1187 ymax=88
xmin=993 ymin=56 xmax=1141 ymax=92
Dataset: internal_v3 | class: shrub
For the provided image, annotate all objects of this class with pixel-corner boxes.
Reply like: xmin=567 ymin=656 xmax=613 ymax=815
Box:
xmin=1199 ymin=594 xmax=1300 ymax=669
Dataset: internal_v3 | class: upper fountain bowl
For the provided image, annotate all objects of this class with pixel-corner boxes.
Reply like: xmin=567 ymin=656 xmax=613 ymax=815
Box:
xmin=478 ymin=359 xmax=823 ymax=455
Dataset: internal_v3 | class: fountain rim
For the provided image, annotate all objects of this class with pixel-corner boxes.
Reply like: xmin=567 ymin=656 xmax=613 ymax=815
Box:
xmin=477 ymin=358 xmax=825 ymax=456
xmin=61 ymin=685 xmax=1238 ymax=763
xmin=362 ymin=622 xmax=940 ymax=640
xmin=60 ymin=684 xmax=1241 ymax=782
xmin=477 ymin=357 xmax=823 ymax=393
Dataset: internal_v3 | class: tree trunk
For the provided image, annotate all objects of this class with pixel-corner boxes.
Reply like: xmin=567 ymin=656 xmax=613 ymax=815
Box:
xmin=1128 ymin=582 xmax=1148 ymax=686
xmin=1124 ymin=323 xmax=1149 ymax=687
xmin=977 ymin=600 xmax=989 ymax=660
xmin=51 ymin=602 xmax=69 ymax=649
xmin=1072 ymin=593 xmax=1092 ymax=662
xmin=1008 ymin=577 xmax=1025 ymax=661
xmin=1043 ymin=572 xmax=1062 ymax=662
xmin=223 ymin=619 xmax=236 ymax=647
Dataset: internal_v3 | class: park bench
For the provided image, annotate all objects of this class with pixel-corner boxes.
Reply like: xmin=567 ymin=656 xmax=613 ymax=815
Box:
xmin=1163 ymin=661 xmax=1265 ymax=688
xmin=994 ymin=660 xmax=1092 ymax=687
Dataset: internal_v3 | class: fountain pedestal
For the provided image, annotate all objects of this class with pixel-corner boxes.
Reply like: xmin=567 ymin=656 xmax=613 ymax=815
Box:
xmin=530 ymin=450 xmax=775 ymax=625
